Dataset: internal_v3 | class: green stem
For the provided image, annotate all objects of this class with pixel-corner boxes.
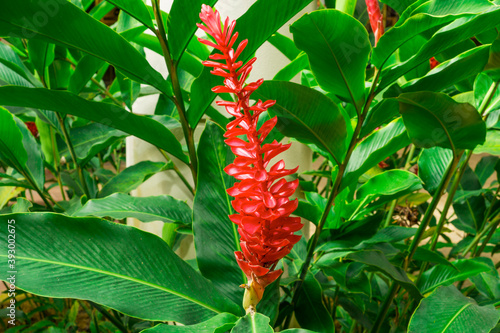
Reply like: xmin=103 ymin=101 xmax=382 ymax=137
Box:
xmin=49 ymin=125 xmax=66 ymax=201
xmin=158 ymin=148 xmax=195 ymax=195
xmin=89 ymin=302 xmax=128 ymax=333
xmin=383 ymin=200 xmax=397 ymax=228
xmin=90 ymin=77 xmax=123 ymax=107
xmin=478 ymin=81 xmax=500 ymax=117
xmin=370 ymin=283 xmax=399 ymax=333
xmin=55 ymin=113 xmax=91 ymax=198
xmin=473 ymin=215 xmax=500 ymax=258
xmin=152 ymin=0 xmax=198 ymax=186
xmin=405 ymin=155 xmax=460 ymax=268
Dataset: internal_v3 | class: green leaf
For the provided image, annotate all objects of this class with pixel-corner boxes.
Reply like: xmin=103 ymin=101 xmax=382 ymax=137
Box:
xmin=105 ymin=0 xmax=154 ymax=30
xmin=475 ymin=156 xmax=499 ymax=186
xmin=343 ymin=118 xmax=410 ymax=188
xmin=418 ymin=258 xmax=490 ymax=295
xmin=0 ymin=213 xmax=240 ymax=323
xmin=254 ymin=81 xmax=348 ymax=165
xmin=400 ymin=46 xmax=490 ymax=93
xmin=295 ymin=273 xmax=335 ymax=333
xmin=377 ymin=7 xmax=500 ymax=92
xmin=231 ymin=313 xmax=273 ymax=333
xmin=273 ymin=52 xmax=309 ymax=81
xmin=14 ymin=118 xmax=45 ymax=191
xmin=116 ymin=70 xmax=140 ymax=110
xmin=74 ymin=193 xmax=192 ymax=225
xmin=12 ymin=197 xmax=32 ymax=213
xmin=361 ymin=99 xmax=400 ymax=137
xmin=168 ymin=0 xmax=217 ymax=61
xmin=187 ymin=0 xmax=312 ymax=127
xmin=474 ymin=130 xmax=500 ymax=155
xmin=373 ymin=0 xmax=495 ymax=68
xmin=346 ymin=250 xmax=422 ymax=300
xmin=267 ymin=32 xmax=301 ymax=61
xmin=418 ymin=147 xmax=453 ymax=195
xmin=290 ymin=9 xmax=370 ymax=107
xmin=361 ymin=226 xmax=417 ymax=245
xmin=0 ymin=108 xmax=28 ymax=179
xmin=99 ymin=161 xmax=171 ymax=198
xmin=281 ymin=330 xmax=320 ymax=333
xmin=143 ymin=313 xmax=239 ymax=333
xmin=0 ymin=86 xmax=188 ymax=164
xmin=57 ymin=122 xmax=127 ymax=166
xmin=398 ymin=92 xmax=486 ymax=151
xmin=27 ymin=39 xmax=55 ymax=78
xmin=0 ymin=0 xmax=167 ymax=93
xmin=356 ymin=170 xmax=422 ymax=200
xmin=193 ymin=122 xmax=244 ymax=307
xmin=408 ymin=285 xmax=500 ymax=333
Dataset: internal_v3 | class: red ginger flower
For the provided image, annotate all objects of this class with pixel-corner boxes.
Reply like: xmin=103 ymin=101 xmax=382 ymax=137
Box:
xmin=197 ymin=5 xmax=302 ymax=310
xmin=365 ymin=0 xmax=384 ymax=45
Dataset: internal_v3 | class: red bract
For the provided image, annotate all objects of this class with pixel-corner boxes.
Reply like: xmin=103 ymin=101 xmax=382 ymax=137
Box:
xmin=429 ymin=57 xmax=439 ymax=69
xmin=197 ymin=5 xmax=302 ymax=310
xmin=25 ymin=121 xmax=39 ymax=138
xmin=365 ymin=0 xmax=384 ymax=45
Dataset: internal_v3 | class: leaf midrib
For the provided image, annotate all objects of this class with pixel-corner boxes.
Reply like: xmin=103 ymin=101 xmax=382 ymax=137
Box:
xmin=440 ymin=303 xmax=470 ymax=332
xmin=1 ymin=254 xmax=220 ymax=314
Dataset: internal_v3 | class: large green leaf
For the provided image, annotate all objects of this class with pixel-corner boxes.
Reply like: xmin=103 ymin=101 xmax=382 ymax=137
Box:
xmin=400 ymin=46 xmax=490 ymax=93
xmin=373 ymin=0 xmax=495 ymax=68
xmin=0 ymin=86 xmax=188 ymax=164
xmin=14 ymin=118 xmax=45 ymax=191
xmin=398 ymin=92 xmax=486 ymax=151
xmin=295 ymin=273 xmax=335 ymax=333
xmin=343 ymin=118 xmax=410 ymax=188
xmin=74 ymin=193 xmax=192 ymax=225
xmin=267 ymin=32 xmax=301 ymax=61
xmin=418 ymin=258 xmax=490 ymax=295
xmin=105 ymin=0 xmax=154 ymax=30
xmin=143 ymin=313 xmax=239 ymax=333
xmin=58 ymin=122 xmax=127 ymax=166
xmin=474 ymin=130 xmax=500 ymax=155
xmin=99 ymin=161 xmax=171 ymax=198
xmin=408 ymin=285 xmax=499 ymax=333
xmin=377 ymin=7 xmax=500 ymax=92
xmin=187 ymin=0 xmax=311 ymax=127
xmin=290 ymin=9 xmax=370 ymax=107
xmin=418 ymin=147 xmax=453 ymax=195
xmin=168 ymin=0 xmax=217 ymax=61
xmin=0 ymin=213 xmax=240 ymax=323
xmin=193 ymin=122 xmax=244 ymax=307
xmin=254 ymin=81 xmax=348 ymax=165
xmin=68 ymin=54 xmax=104 ymax=94
xmin=0 ymin=0 xmax=167 ymax=93
xmin=231 ymin=313 xmax=273 ymax=333
xmin=361 ymin=99 xmax=400 ymax=137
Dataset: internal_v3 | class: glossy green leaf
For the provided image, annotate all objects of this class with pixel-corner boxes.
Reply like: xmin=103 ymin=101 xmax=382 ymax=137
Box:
xmin=361 ymin=226 xmax=417 ymax=245
xmin=193 ymin=122 xmax=244 ymax=307
xmin=267 ymin=32 xmax=301 ymax=61
xmin=116 ymin=70 xmax=140 ymax=110
xmin=400 ymin=46 xmax=490 ymax=93
xmin=356 ymin=170 xmax=422 ymax=200
xmin=14 ymin=118 xmax=45 ymax=191
xmin=0 ymin=108 xmax=29 ymax=180
xmin=0 ymin=213 xmax=240 ymax=323
xmin=453 ymin=166 xmax=486 ymax=232
xmin=343 ymin=118 xmax=410 ymax=188
xmin=346 ymin=250 xmax=422 ymax=300
xmin=398 ymin=92 xmax=486 ymax=151
xmin=231 ymin=313 xmax=273 ymax=333
xmin=0 ymin=86 xmax=188 ymax=164
xmin=377 ymin=7 xmax=500 ymax=92
xmin=380 ymin=0 xmax=423 ymax=15
xmin=99 ymin=161 xmax=171 ymax=198
xmin=418 ymin=258 xmax=490 ymax=294
xmin=254 ymin=81 xmax=348 ymax=165
xmin=143 ymin=313 xmax=239 ymax=333
xmin=474 ymin=130 xmax=500 ymax=155
xmin=12 ymin=197 xmax=33 ymax=213
xmin=105 ymin=0 xmax=154 ymax=30
xmin=27 ymin=39 xmax=55 ymax=78
xmin=58 ymin=122 xmax=127 ymax=166
xmin=0 ymin=42 xmax=31 ymax=82
xmin=295 ymin=273 xmax=335 ymax=333
xmin=475 ymin=156 xmax=499 ymax=186
xmin=168 ymin=0 xmax=217 ymax=61
xmin=0 ymin=0 xmax=167 ymax=93
xmin=408 ymin=285 xmax=500 ymax=333
xmin=187 ymin=0 xmax=311 ymax=127
xmin=290 ymin=9 xmax=370 ymax=107
xmin=418 ymin=147 xmax=453 ymax=195
xmin=361 ymin=99 xmax=400 ymax=137
xmin=74 ymin=193 xmax=192 ymax=225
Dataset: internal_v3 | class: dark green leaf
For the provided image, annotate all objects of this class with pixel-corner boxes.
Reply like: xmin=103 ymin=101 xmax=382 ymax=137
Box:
xmin=193 ymin=122 xmax=244 ymax=307
xmin=99 ymin=161 xmax=171 ymax=198
xmin=295 ymin=273 xmax=335 ymax=333
xmin=105 ymin=0 xmax=154 ymax=30
xmin=14 ymin=118 xmax=45 ymax=190
xmin=398 ymin=92 xmax=486 ymax=151
xmin=0 ymin=0 xmax=167 ymax=93
xmin=231 ymin=313 xmax=273 ymax=333
xmin=475 ymin=156 xmax=499 ymax=186
xmin=68 ymin=55 xmax=104 ymax=94
xmin=74 ymin=193 xmax=192 ymax=225
xmin=0 ymin=86 xmax=188 ymax=164
xmin=361 ymin=99 xmax=400 ymax=137
xmin=290 ymin=9 xmax=370 ymax=107
xmin=254 ymin=81 xmax=348 ymax=165
xmin=0 ymin=213 xmax=240 ymax=323
xmin=408 ymin=285 xmax=499 ymax=333
xmin=418 ymin=147 xmax=453 ymax=195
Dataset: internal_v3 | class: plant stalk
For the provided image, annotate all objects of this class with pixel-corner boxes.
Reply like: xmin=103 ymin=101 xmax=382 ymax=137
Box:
xmin=152 ymin=0 xmax=198 ymax=186
xmin=158 ymin=148 xmax=195 ymax=195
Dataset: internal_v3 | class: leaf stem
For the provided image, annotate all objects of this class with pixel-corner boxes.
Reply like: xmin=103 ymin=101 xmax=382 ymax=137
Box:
xmin=152 ymin=0 xmax=198 ymax=185
xmin=158 ymin=148 xmax=195 ymax=195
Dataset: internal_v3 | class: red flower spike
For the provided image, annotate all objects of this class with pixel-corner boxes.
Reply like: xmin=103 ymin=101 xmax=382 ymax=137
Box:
xmin=365 ymin=0 xmax=385 ymax=45
xmin=198 ymin=5 xmax=302 ymax=312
